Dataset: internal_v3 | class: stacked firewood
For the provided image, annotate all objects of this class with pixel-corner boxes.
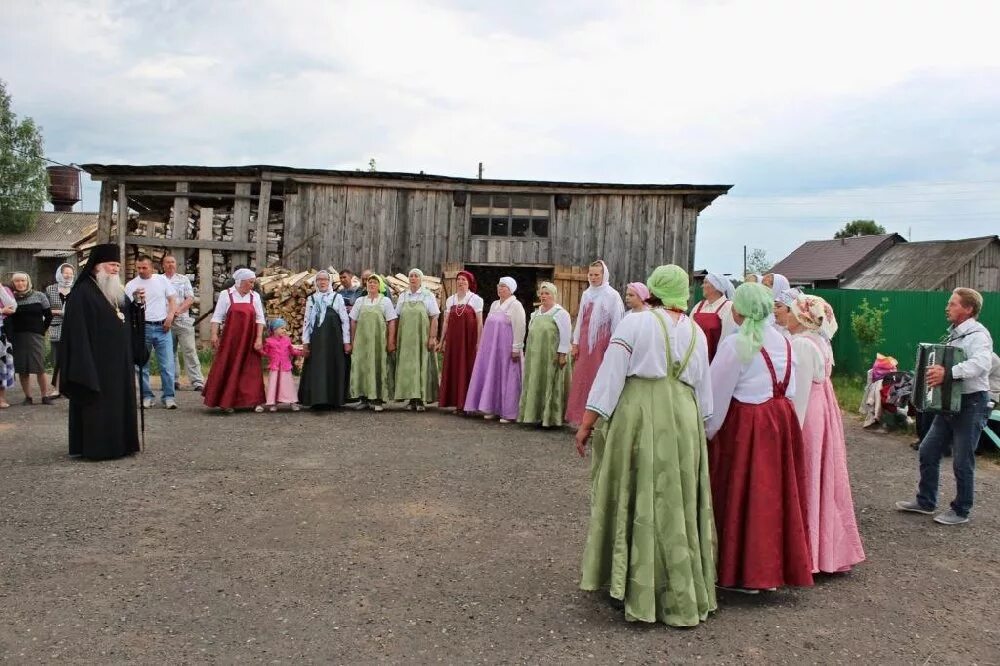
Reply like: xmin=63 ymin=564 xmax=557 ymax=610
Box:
xmin=383 ymin=273 xmax=446 ymax=309
xmin=258 ymin=267 xmax=333 ymax=343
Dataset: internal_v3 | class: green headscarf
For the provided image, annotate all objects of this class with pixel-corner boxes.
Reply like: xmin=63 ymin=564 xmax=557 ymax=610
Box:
xmin=368 ymin=273 xmax=388 ymax=297
xmin=732 ymin=282 xmax=774 ymax=362
xmin=646 ymin=264 xmax=689 ymax=311
xmin=538 ymin=281 xmax=559 ymax=304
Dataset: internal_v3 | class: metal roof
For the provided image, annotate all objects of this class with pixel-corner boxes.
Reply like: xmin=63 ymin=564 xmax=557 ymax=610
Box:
xmin=0 ymin=211 xmax=98 ymax=250
xmin=843 ymin=235 xmax=1000 ymax=290
xmin=770 ymin=234 xmax=905 ymax=283
xmin=79 ymin=163 xmax=733 ymax=195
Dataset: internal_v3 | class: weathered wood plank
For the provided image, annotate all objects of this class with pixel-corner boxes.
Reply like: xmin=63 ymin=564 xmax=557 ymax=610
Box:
xmin=198 ymin=207 xmax=214 ymax=341
xmin=433 ymin=191 xmax=450 ymax=273
xmin=117 ymin=183 xmax=128 ymax=271
xmin=253 ymin=180 xmax=271 ymax=269
xmin=123 ymin=236 xmax=279 ymax=252
xmin=231 ymin=182 xmax=252 ymax=268
xmin=97 ymin=181 xmax=115 ymax=243
xmin=124 ymin=189 xmax=281 ymax=200
xmin=344 ymin=187 xmax=365 ymax=271
xmin=169 ymin=182 xmax=189 ymax=268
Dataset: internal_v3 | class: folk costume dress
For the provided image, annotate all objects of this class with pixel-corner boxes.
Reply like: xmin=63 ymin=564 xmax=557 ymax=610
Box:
xmin=580 ymin=309 xmax=716 ymax=627
xmin=517 ymin=303 xmax=572 ymax=427
xmin=298 ymin=288 xmax=351 ymax=408
xmin=566 ymin=262 xmax=625 ymax=425
xmin=790 ymin=311 xmax=865 ymax=573
xmin=707 ymin=325 xmax=814 ymax=590
xmin=263 ymin=334 xmax=303 ymax=406
xmin=691 ymin=274 xmax=737 ymax=362
xmin=202 ymin=288 xmax=267 ymax=409
xmin=464 ymin=294 xmax=526 ymax=420
xmin=394 ymin=288 xmax=441 ymax=404
xmin=438 ymin=290 xmax=484 ymax=410
xmin=349 ymin=294 xmax=397 ymax=403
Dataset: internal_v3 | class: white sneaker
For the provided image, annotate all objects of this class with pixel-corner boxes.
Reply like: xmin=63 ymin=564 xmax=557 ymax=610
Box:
xmin=142 ymin=398 xmax=154 ymax=409
xmin=163 ymin=398 xmax=178 ymax=410
xmin=499 ymin=418 xmax=511 ymax=423
xmin=291 ymin=403 xmax=301 ymax=412
xmin=254 ymin=405 xmax=264 ymax=413
xmin=372 ymin=404 xmax=384 ymax=412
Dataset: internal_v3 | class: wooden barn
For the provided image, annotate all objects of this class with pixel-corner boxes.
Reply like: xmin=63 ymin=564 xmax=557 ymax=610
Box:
xmin=80 ymin=164 xmax=730 ymax=323
xmin=842 ymin=235 xmax=1000 ymax=293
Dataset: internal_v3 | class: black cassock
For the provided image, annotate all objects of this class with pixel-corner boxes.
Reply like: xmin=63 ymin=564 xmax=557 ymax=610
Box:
xmin=61 ymin=277 xmax=140 ymax=460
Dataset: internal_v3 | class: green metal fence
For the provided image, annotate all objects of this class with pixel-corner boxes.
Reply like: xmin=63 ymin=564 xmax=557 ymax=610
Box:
xmin=809 ymin=289 xmax=999 ymax=377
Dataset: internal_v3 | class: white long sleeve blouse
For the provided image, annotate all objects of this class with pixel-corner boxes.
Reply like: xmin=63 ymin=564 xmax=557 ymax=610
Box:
xmin=211 ymin=288 xmax=265 ymax=325
xmin=585 ymin=310 xmax=712 ymax=421
xmin=301 ymin=291 xmax=351 ymax=344
xmin=489 ymin=296 xmax=526 ymax=351
xmin=349 ymin=295 xmax=398 ymax=322
xmin=529 ymin=305 xmax=572 ymax=354
xmin=692 ymin=296 xmax=739 ymax=339
xmin=706 ymin=325 xmax=797 ymax=440
xmin=790 ymin=332 xmax=830 ymax=427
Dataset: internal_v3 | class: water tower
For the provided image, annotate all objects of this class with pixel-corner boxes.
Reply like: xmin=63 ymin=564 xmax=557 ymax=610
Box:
xmin=47 ymin=165 xmax=81 ymax=212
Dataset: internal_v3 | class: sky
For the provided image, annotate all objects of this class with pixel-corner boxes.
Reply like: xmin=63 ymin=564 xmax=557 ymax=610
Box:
xmin=2 ymin=0 xmax=999 ymax=277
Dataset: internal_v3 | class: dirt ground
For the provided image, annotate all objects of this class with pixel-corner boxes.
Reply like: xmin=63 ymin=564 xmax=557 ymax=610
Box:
xmin=1 ymin=385 xmax=998 ymax=665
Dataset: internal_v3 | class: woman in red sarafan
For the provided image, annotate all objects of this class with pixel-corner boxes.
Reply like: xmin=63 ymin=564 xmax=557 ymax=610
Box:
xmin=437 ymin=270 xmax=484 ymax=414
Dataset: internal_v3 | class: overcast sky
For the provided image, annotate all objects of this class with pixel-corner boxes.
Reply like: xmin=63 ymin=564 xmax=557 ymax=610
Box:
xmin=3 ymin=0 xmax=999 ymax=276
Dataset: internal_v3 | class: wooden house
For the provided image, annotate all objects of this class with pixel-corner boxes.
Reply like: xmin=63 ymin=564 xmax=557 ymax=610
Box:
xmin=843 ymin=235 xmax=1000 ymax=292
xmin=0 ymin=211 xmax=96 ymax=287
xmin=80 ymin=164 xmax=731 ymax=330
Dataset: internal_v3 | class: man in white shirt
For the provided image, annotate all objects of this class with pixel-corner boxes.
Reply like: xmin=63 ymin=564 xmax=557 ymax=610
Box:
xmin=124 ymin=255 xmax=178 ymax=409
xmin=161 ymin=254 xmax=205 ymax=392
xmin=896 ymin=287 xmax=994 ymax=525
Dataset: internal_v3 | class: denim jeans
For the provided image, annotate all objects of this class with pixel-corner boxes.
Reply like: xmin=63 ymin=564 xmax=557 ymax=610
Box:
xmin=139 ymin=323 xmax=176 ymax=401
xmin=916 ymin=391 xmax=991 ymax=517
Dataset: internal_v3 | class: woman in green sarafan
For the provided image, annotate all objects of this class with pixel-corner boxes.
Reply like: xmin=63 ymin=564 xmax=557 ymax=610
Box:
xmin=518 ymin=281 xmax=572 ymax=427
xmin=348 ymin=274 xmax=397 ymax=412
xmin=393 ymin=268 xmax=440 ymax=411
xmin=575 ymin=265 xmax=717 ymax=627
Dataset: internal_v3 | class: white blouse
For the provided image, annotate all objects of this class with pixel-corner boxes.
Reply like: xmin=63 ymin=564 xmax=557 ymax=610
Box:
xmin=791 ymin=332 xmax=831 ymax=426
xmin=692 ymin=296 xmax=739 ymax=339
xmin=488 ymin=296 xmax=527 ymax=351
xmin=529 ymin=305 xmax=572 ymax=354
xmin=585 ymin=310 xmax=712 ymax=421
xmin=211 ymin=288 xmax=265 ymax=325
xmin=395 ymin=289 xmax=441 ymax=317
xmin=301 ymin=291 xmax=351 ymax=345
xmin=706 ymin=325 xmax=797 ymax=439
xmin=349 ymin=295 xmax=398 ymax=322
xmin=445 ymin=292 xmax=484 ymax=314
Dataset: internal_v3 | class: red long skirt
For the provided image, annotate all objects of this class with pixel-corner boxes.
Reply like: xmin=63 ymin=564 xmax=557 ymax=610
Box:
xmin=709 ymin=397 xmax=814 ymax=589
xmin=438 ymin=305 xmax=479 ymax=409
xmin=202 ymin=297 xmax=266 ymax=409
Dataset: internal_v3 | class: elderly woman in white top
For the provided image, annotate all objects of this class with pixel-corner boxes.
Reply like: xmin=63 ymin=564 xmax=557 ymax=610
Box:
xmin=464 ymin=276 xmax=526 ymax=422
xmin=691 ymin=272 xmax=736 ymax=361
xmin=299 ymin=270 xmax=352 ymax=409
xmin=202 ymin=268 xmax=266 ymax=411
xmin=394 ymin=268 xmax=441 ymax=411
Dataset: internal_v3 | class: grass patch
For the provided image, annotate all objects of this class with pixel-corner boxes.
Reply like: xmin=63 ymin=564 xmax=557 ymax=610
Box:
xmin=832 ymin=373 xmax=865 ymax=416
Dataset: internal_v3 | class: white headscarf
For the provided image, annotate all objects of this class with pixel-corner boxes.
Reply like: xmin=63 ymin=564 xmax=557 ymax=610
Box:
xmin=55 ymin=263 xmax=75 ymax=290
xmin=578 ymin=260 xmax=625 ymax=349
xmin=498 ymin=276 xmax=517 ymax=295
xmin=233 ymin=268 xmax=256 ymax=283
xmin=775 ymin=287 xmax=802 ymax=307
xmin=704 ymin=272 xmax=734 ymax=300
xmin=770 ymin=273 xmax=790 ymax=299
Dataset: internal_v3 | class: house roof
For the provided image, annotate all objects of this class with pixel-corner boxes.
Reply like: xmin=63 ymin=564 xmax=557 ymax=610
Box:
xmin=79 ymin=163 xmax=733 ymax=196
xmin=0 ymin=211 xmax=98 ymax=251
xmin=843 ymin=235 xmax=1000 ymax=290
xmin=769 ymin=233 xmax=905 ymax=283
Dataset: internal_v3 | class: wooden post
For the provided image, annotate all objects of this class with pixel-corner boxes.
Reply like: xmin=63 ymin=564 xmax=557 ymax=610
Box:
xmin=253 ymin=180 xmax=272 ymax=270
xmin=170 ymin=182 xmax=189 ymax=269
xmin=117 ymin=183 xmax=128 ymax=273
xmin=231 ymin=182 xmax=252 ymax=270
xmin=97 ymin=181 xmax=114 ymax=243
xmin=198 ymin=207 xmax=215 ymax=343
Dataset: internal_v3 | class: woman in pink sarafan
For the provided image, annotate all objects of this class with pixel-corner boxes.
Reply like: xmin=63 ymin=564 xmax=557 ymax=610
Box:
xmin=788 ymin=294 xmax=866 ymax=574
xmin=566 ymin=260 xmax=625 ymax=426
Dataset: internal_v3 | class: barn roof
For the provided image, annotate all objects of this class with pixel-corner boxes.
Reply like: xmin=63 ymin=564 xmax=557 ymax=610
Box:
xmin=769 ymin=233 xmax=905 ymax=284
xmin=79 ymin=164 xmax=733 ymax=196
xmin=843 ymin=235 xmax=1000 ymax=290
xmin=0 ymin=211 xmax=98 ymax=251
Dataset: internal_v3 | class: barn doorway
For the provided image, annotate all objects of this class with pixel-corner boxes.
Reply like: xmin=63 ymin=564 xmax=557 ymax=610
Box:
xmin=465 ymin=264 xmax=552 ymax=314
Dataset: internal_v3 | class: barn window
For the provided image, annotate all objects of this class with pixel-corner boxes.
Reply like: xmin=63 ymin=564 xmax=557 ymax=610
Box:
xmin=471 ymin=194 xmax=550 ymax=238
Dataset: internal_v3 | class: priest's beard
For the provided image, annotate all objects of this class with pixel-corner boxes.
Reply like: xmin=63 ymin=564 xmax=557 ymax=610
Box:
xmin=96 ymin=271 xmax=126 ymax=307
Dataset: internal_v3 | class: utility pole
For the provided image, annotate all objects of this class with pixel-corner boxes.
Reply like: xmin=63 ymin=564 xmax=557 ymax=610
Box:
xmin=477 ymin=162 xmax=483 ymax=180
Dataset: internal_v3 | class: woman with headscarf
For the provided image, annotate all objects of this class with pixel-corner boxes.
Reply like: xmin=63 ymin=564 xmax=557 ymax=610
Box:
xmin=298 ymin=269 xmax=351 ymax=409
xmin=762 ymin=272 xmax=790 ymax=298
xmin=349 ymin=274 xmax=397 ymax=412
xmin=691 ymin=272 xmax=736 ymax=361
xmin=0 ymin=282 xmax=18 ymax=408
xmin=464 ymin=276 xmax=526 ymax=422
xmin=706 ymin=282 xmax=812 ymax=593
xmin=518 ymin=282 xmax=572 ymax=427
xmin=623 ymin=282 xmax=649 ymax=315
xmin=394 ymin=268 xmax=440 ymax=412
xmin=773 ymin=287 xmax=802 ymax=336
xmin=202 ymin=268 xmax=266 ymax=412
xmin=7 ymin=272 xmax=54 ymax=405
xmin=438 ymin=270 xmax=484 ymax=414
xmin=566 ymin=260 xmax=625 ymax=426
xmin=576 ymin=264 xmax=715 ymax=627
xmin=44 ymin=263 xmax=75 ymax=398
xmin=787 ymin=294 xmax=865 ymax=574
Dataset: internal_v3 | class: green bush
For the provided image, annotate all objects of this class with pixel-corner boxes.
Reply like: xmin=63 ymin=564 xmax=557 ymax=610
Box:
xmin=850 ymin=297 xmax=889 ymax=366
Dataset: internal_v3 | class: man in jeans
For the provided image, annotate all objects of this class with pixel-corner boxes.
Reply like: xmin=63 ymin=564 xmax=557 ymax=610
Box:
xmin=124 ymin=255 xmax=178 ymax=409
xmin=162 ymin=254 xmax=204 ymax=392
xmin=896 ymin=288 xmax=994 ymax=525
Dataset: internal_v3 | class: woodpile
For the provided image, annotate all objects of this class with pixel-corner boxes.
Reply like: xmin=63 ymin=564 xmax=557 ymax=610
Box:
xmin=384 ymin=273 xmax=446 ymax=309
xmin=258 ymin=266 xmax=334 ymax=344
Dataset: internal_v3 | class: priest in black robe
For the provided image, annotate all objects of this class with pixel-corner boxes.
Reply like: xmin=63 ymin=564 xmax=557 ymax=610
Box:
xmin=61 ymin=243 xmax=141 ymax=460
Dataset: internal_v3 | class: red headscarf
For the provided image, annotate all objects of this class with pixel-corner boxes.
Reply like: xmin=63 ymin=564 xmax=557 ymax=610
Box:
xmin=457 ymin=270 xmax=477 ymax=293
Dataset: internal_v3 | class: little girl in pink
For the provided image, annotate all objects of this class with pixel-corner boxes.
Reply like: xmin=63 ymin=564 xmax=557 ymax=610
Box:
xmin=257 ymin=318 xmax=304 ymax=413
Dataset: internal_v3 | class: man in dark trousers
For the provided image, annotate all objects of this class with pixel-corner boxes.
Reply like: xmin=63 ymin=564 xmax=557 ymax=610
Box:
xmin=60 ymin=243 xmax=141 ymax=460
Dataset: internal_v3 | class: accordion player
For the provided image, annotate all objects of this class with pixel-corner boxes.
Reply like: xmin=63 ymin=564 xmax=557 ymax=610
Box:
xmin=912 ymin=343 xmax=966 ymax=414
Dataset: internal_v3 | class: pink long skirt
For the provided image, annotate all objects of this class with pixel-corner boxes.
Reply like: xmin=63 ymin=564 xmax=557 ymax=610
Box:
xmin=565 ymin=304 xmax=612 ymax=426
xmin=266 ymin=370 xmax=299 ymax=406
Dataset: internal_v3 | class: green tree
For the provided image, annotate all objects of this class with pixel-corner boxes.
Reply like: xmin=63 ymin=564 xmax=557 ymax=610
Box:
xmin=834 ymin=219 xmax=885 ymax=239
xmin=0 ymin=80 xmax=47 ymax=233
xmin=745 ymin=247 xmax=772 ymax=275
xmin=850 ymin=297 xmax=890 ymax=364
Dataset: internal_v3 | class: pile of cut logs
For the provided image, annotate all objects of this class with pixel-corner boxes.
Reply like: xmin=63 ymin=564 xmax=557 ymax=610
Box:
xmin=383 ymin=273 xmax=445 ymax=303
